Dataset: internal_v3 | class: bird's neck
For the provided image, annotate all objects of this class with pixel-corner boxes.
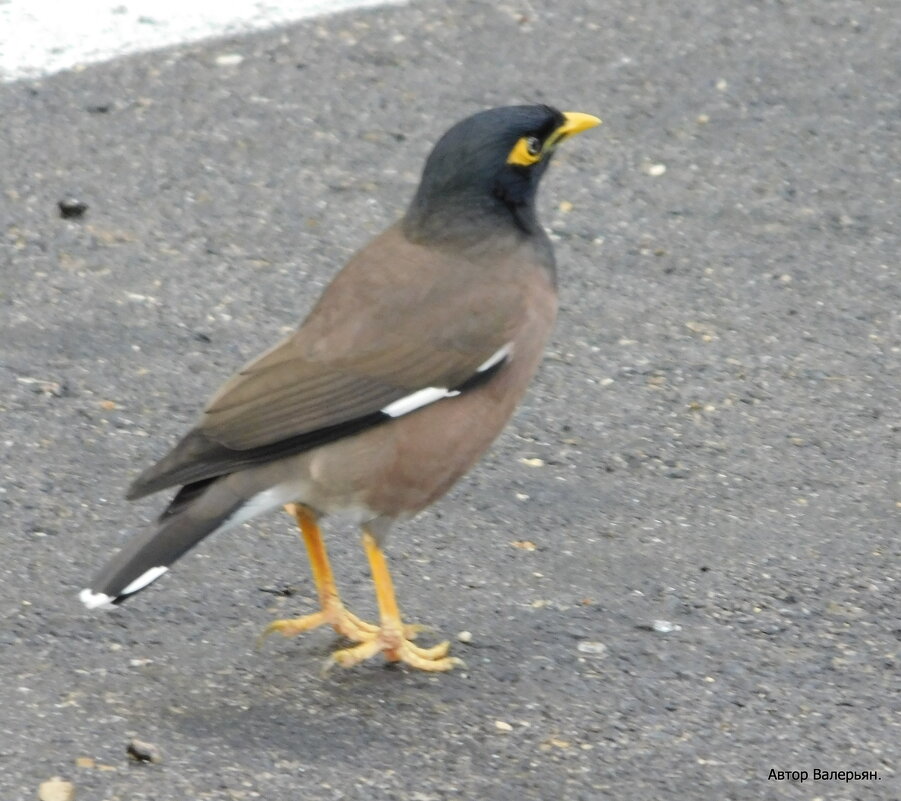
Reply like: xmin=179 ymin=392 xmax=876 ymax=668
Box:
xmin=402 ymin=189 xmax=541 ymax=246
xmin=400 ymin=194 xmax=556 ymax=287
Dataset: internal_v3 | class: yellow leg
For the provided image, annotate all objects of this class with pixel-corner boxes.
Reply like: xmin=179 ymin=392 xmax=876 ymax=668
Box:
xmin=259 ymin=504 xmax=378 ymax=644
xmin=327 ymin=528 xmax=462 ymax=672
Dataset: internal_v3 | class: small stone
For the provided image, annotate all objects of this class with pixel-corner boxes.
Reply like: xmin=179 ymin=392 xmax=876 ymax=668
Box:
xmin=646 ymin=163 xmax=667 ymax=177
xmin=520 ymin=457 xmax=545 ymax=467
xmin=696 ymin=113 xmax=710 ymax=124
xmin=58 ymin=198 xmax=88 ymax=219
xmin=685 ymin=321 xmax=716 ymax=338
xmin=514 ymin=492 xmax=530 ymax=501
xmin=715 ymin=78 xmax=728 ymax=91
xmin=494 ymin=720 xmax=513 ymax=732
xmin=652 ymin=619 xmax=680 ymax=633
xmin=215 ymin=53 xmax=244 ymax=66
xmin=75 ymin=756 xmax=95 ymax=768
xmin=511 ymin=540 xmax=537 ymax=551
xmin=558 ymin=200 xmax=574 ymax=213
xmin=16 ymin=376 xmax=64 ymax=396
xmin=126 ymin=738 xmax=162 ymax=764
xmin=38 ymin=778 xmax=75 ymax=801
xmin=457 ymin=630 xmax=473 ymax=643
xmin=99 ymin=400 xmax=117 ymax=410
xmin=576 ymin=640 xmax=608 ymax=656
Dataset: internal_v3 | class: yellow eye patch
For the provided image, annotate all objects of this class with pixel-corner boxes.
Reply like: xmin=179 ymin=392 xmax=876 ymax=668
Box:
xmin=506 ymin=112 xmax=601 ymax=167
xmin=506 ymin=136 xmax=542 ymax=166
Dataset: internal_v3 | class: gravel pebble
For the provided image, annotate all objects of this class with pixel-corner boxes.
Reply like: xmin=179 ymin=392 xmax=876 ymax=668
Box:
xmin=38 ymin=778 xmax=75 ymax=801
xmin=127 ymin=738 xmax=163 ymax=764
xmin=576 ymin=641 xmax=608 ymax=657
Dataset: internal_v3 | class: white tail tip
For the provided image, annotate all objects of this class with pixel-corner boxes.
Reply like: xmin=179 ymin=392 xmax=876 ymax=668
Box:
xmin=79 ymin=587 xmax=115 ymax=610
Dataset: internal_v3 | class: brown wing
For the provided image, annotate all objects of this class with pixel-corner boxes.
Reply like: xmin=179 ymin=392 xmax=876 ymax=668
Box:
xmin=127 ymin=226 xmax=524 ymax=498
xmin=199 ymin=336 xmax=506 ymax=451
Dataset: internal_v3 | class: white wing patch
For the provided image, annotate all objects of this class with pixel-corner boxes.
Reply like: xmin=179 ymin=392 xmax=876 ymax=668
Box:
xmin=381 ymin=343 xmax=513 ymax=420
xmin=476 ymin=343 xmax=513 ymax=373
xmin=381 ymin=386 xmax=461 ymax=418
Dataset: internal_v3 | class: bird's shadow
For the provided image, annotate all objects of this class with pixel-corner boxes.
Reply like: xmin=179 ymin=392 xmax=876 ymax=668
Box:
xmin=147 ymin=626 xmax=485 ymax=753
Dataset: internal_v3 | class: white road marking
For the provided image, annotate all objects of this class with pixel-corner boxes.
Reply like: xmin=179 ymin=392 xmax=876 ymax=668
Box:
xmin=0 ymin=0 xmax=410 ymax=83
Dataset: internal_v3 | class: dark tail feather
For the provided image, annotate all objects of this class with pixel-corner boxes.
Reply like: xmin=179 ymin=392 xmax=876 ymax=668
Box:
xmin=79 ymin=481 xmax=244 ymax=608
xmin=126 ymin=429 xmax=217 ymax=500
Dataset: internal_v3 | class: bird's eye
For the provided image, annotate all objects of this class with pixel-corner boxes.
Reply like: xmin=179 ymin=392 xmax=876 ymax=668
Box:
xmin=506 ymin=135 xmax=544 ymax=166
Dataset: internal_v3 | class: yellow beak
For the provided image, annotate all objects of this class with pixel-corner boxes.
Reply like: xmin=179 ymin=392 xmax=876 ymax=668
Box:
xmin=558 ymin=111 xmax=602 ymax=138
xmin=507 ymin=111 xmax=602 ymax=166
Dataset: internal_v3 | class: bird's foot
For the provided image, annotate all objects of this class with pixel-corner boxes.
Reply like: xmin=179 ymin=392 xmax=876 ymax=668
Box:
xmin=259 ymin=598 xmax=425 ymax=647
xmin=259 ymin=598 xmax=377 ymax=646
xmin=325 ymin=620 xmax=463 ymax=672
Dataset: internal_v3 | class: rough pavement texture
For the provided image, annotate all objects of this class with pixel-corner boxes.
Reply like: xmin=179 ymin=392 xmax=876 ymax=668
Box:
xmin=1 ymin=0 xmax=898 ymax=799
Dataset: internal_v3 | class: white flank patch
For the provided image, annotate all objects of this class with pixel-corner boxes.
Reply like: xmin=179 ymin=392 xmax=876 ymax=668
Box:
xmin=120 ymin=565 xmax=170 ymax=597
xmin=0 ymin=0 xmax=411 ymax=83
xmin=476 ymin=343 xmax=513 ymax=373
xmin=79 ymin=587 xmax=115 ymax=610
xmin=381 ymin=386 xmax=460 ymax=418
xmin=224 ymin=483 xmax=299 ymax=530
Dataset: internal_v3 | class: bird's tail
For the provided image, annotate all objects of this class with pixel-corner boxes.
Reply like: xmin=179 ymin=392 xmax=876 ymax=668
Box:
xmin=79 ymin=479 xmax=250 ymax=609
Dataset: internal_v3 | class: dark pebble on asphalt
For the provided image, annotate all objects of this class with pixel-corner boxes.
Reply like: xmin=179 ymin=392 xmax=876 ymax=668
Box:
xmin=126 ymin=738 xmax=163 ymax=764
xmin=58 ymin=198 xmax=88 ymax=219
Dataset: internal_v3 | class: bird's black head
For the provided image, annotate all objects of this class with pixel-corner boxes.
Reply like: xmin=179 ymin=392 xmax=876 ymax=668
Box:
xmin=403 ymin=105 xmax=600 ymax=243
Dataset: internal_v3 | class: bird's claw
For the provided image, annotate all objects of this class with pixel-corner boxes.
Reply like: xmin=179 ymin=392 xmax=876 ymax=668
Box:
xmin=322 ymin=624 xmax=462 ymax=673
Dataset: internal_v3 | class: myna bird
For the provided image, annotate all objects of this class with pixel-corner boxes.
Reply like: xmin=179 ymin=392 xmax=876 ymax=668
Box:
xmin=80 ymin=105 xmax=600 ymax=671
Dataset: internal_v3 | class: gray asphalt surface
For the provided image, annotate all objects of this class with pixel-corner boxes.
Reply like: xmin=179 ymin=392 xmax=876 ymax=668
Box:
xmin=2 ymin=0 xmax=899 ymax=798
